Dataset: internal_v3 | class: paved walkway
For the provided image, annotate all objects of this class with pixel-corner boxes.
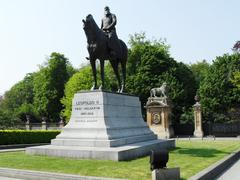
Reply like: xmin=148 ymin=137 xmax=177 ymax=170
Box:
xmin=0 ymin=167 xmax=125 ymax=180
xmin=0 ymin=149 xmax=24 ymax=153
xmin=0 ymin=177 xmax=22 ymax=180
xmin=216 ymin=158 xmax=240 ymax=180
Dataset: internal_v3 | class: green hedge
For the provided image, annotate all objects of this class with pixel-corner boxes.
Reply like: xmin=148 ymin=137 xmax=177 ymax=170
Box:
xmin=0 ymin=130 xmax=60 ymax=145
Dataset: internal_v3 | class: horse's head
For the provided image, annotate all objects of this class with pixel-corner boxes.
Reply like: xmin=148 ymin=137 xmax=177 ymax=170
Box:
xmin=82 ymin=14 xmax=101 ymax=44
xmin=82 ymin=14 xmax=94 ymax=31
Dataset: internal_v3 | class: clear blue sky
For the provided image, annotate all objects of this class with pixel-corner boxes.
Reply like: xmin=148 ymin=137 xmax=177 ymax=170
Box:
xmin=0 ymin=0 xmax=239 ymax=94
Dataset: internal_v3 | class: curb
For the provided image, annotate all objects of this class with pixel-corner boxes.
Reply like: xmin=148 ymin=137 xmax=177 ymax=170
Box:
xmin=189 ymin=150 xmax=240 ymax=180
xmin=0 ymin=167 xmax=125 ymax=180
xmin=0 ymin=148 xmax=25 ymax=153
xmin=174 ymin=137 xmax=240 ymax=141
xmin=0 ymin=143 xmax=49 ymax=150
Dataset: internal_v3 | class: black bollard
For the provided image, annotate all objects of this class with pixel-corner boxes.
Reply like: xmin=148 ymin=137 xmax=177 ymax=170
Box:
xmin=150 ymin=149 xmax=169 ymax=171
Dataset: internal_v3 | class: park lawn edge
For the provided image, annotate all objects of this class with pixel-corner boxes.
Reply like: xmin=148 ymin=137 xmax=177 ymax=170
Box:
xmin=0 ymin=140 xmax=239 ymax=180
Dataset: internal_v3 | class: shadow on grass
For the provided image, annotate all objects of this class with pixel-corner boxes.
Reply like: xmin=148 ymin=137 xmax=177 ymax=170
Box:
xmin=175 ymin=148 xmax=229 ymax=157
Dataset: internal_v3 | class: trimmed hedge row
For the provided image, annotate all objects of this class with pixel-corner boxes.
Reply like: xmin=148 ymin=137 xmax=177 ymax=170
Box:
xmin=0 ymin=130 xmax=60 ymax=145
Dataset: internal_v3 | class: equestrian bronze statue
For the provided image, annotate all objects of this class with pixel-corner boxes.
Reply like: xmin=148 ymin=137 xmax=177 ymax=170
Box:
xmin=82 ymin=7 xmax=128 ymax=93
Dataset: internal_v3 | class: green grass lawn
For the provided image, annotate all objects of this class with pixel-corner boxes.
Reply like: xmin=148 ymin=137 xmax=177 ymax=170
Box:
xmin=0 ymin=140 xmax=239 ymax=180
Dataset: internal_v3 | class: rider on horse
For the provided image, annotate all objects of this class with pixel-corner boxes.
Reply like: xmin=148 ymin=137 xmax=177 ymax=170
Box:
xmin=82 ymin=8 xmax=128 ymax=92
xmin=101 ymin=6 xmax=121 ymax=58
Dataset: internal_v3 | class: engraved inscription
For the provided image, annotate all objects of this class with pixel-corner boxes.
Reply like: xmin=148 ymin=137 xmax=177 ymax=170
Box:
xmin=75 ymin=100 xmax=100 ymax=106
xmin=73 ymin=100 xmax=101 ymax=122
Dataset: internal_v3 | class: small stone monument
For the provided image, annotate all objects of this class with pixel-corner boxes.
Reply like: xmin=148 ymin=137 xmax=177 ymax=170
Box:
xmin=193 ymin=95 xmax=204 ymax=137
xmin=41 ymin=116 xmax=47 ymax=130
xmin=59 ymin=116 xmax=65 ymax=129
xmin=146 ymin=83 xmax=174 ymax=139
xmin=25 ymin=114 xmax=31 ymax=130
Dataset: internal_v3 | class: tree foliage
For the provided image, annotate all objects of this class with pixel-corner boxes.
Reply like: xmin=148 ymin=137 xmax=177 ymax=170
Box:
xmin=232 ymin=71 xmax=240 ymax=88
xmin=199 ymin=53 xmax=240 ymax=122
xmin=0 ymin=52 xmax=76 ymax=127
xmin=126 ymin=33 xmax=197 ymax=122
xmin=61 ymin=65 xmax=93 ymax=120
xmin=0 ymin=73 xmax=36 ymax=122
xmin=0 ymin=109 xmax=21 ymax=129
xmin=189 ymin=60 xmax=210 ymax=89
xmin=33 ymin=52 xmax=70 ymax=121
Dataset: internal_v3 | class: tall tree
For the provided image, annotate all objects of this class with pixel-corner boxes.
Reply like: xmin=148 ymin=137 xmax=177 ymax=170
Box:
xmin=232 ymin=71 xmax=240 ymax=88
xmin=61 ymin=65 xmax=93 ymax=120
xmin=0 ymin=95 xmax=3 ymax=104
xmin=126 ymin=33 xmax=197 ymax=122
xmin=0 ymin=73 xmax=36 ymax=118
xmin=189 ymin=60 xmax=210 ymax=89
xmin=33 ymin=52 xmax=70 ymax=121
xmin=200 ymin=53 xmax=240 ymax=122
xmin=0 ymin=109 xmax=21 ymax=129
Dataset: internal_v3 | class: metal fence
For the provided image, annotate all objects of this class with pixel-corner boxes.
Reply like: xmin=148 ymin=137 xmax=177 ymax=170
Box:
xmin=173 ymin=122 xmax=240 ymax=137
xmin=25 ymin=122 xmax=64 ymax=130
xmin=0 ymin=122 xmax=64 ymax=130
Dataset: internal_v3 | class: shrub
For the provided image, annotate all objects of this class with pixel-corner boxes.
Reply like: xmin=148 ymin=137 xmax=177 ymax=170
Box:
xmin=0 ymin=130 xmax=60 ymax=145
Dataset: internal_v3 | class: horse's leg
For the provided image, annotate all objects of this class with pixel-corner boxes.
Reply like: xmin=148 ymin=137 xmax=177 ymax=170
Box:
xmin=120 ymin=58 xmax=127 ymax=93
xmin=99 ymin=60 xmax=105 ymax=90
xmin=150 ymin=90 xmax=153 ymax=97
xmin=90 ymin=59 xmax=97 ymax=90
xmin=110 ymin=60 xmax=121 ymax=92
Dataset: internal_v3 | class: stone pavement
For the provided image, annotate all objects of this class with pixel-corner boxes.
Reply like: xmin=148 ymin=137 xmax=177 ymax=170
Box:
xmin=0 ymin=167 xmax=125 ymax=180
xmin=0 ymin=177 xmax=22 ymax=180
xmin=0 ymin=149 xmax=24 ymax=153
xmin=216 ymin=158 xmax=240 ymax=180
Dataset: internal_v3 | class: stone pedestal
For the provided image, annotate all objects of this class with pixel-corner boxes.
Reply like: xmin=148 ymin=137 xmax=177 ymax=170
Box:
xmin=152 ymin=168 xmax=180 ymax=180
xmin=59 ymin=117 xmax=64 ymax=129
xmin=25 ymin=115 xmax=31 ymax=130
xmin=25 ymin=121 xmax=31 ymax=130
xmin=41 ymin=121 xmax=47 ymax=130
xmin=193 ymin=102 xmax=204 ymax=137
xmin=26 ymin=91 xmax=175 ymax=161
xmin=146 ymin=97 xmax=174 ymax=139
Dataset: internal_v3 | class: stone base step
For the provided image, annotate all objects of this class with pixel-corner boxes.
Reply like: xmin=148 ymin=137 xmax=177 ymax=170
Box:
xmin=26 ymin=139 xmax=175 ymax=161
xmin=51 ymin=134 xmax=157 ymax=147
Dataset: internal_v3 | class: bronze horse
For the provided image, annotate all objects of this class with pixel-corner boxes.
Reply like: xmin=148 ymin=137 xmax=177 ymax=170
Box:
xmin=82 ymin=14 xmax=128 ymax=93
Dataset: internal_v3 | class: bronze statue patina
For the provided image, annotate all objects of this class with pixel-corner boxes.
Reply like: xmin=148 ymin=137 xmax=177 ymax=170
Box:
xmin=82 ymin=6 xmax=128 ymax=93
xmin=101 ymin=6 xmax=120 ymax=58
